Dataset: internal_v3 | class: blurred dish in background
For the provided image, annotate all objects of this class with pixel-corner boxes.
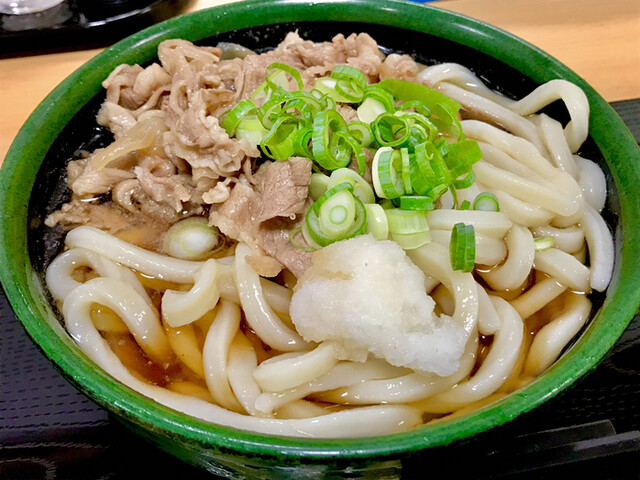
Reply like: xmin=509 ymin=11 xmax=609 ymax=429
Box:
xmin=0 ymin=0 xmax=192 ymax=57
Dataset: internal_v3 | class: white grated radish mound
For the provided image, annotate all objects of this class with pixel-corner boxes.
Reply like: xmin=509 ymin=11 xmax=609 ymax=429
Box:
xmin=290 ymin=235 xmax=468 ymax=376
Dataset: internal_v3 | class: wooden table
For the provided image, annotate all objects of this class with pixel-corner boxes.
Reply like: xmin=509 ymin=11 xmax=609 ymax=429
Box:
xmin=1 ymin=0 xmax=638 ymax=164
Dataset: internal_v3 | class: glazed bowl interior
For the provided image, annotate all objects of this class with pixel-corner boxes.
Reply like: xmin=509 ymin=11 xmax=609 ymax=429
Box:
xmin=1 ymin=0 xmax=639 ymax=471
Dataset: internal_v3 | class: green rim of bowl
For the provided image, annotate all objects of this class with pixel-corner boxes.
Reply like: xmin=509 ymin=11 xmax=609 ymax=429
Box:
xmin=1 ymin=0 xmax=639 ymax=462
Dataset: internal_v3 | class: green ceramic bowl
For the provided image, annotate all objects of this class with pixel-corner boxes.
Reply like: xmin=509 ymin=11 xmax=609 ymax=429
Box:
xmin=1 ymin=0 xmax=639 ymax=477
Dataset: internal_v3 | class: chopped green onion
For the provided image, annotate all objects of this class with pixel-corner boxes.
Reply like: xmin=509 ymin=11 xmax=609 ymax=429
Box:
xmin=311 ymin=182 xmax=353 ymax=215
xmin=364 ymin=203 xmax=389 ymax=240
xmin=431 ymin=102 xmax=464 ymax=139
xmin=385 ymin=208 xmax=429 ymax=234
xmin=293 ymin=126 xmax=313 ymax=158
xmin=289 ymin=226 xmax=317 ymax=252
xmin=301 ymin=223 xmax=323 ymax=250
xmin=373 ymin=147 xmax=405 ymax=199
xmin=163 ymin=217 xmax=219 ymax=260
xmin=251 ymin=70 xmax=290 ymax=102
xmin=235 ymin=114 xmax=269 ymax=145
xmin=395 ymin=111 xmax=438 ymax=142
xmin=333 ymin=131 xmax=367 ymax=176
xmin=330 ymin=64 xmax=367 ymax=103
xmin=534 ymin=236 xmax=556 ymax=251
xmin=377 ymin=78 xmax=461 ymax=118
xmin=313 ymin=77 xmax=353 ymax=103
xmin=372 ymin=113 xmax=410 ymax=147
xmin=348 ymin=121 xmax=373 ymax=147
xmin=442 ymin=139 xmax=483 ymax=177
xmin=459 ymin=200 xmax=471 ymax=210
xmin=363 ymin=85 xmax=396 ymax=111
xmin=306 ymin=182 xmax=367 ymax=246
xmin=221 ymin=99 xmax=257 ymax=136
xmin=390 ymin=230 xmax=431 ymax=250
xmin=260 ymin=117 xmax=299 ymax=161
xmin=357 ymin=96 xmax=387 ymax=124
xmin=400 ymin=148 xmax=412 ymax=194
xmin=257 ymin=96 xmax=289 ymax=129
xmin=473 ymin=192 xmax=500 ymax=212
xmin=385 ymin=209 xmax=431 ymax=250
xmin=449 ymin=222 xmax=475 ymax=272
xmin=329 ymin=168 xmax=375 ymax=204
xmin=318 ymin=189 xmax=357 ymax=238
xmin=312 ymin=109 xmax=351 ymax=170
xmin=409 ymin=142 xmax=448 ymax=198
xmin=398 ymin=195 xmax=434 ymax=211
xmin=265 ymin=62 xmax=304 ymax=93
xmin=309 ymin=173 xmax=330 ymax=201
xmin=452 ymin=171 xmax=476 ymax=189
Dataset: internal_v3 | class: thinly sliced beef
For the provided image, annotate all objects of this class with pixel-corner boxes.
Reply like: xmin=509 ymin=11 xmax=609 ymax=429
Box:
xmin=210 ymin=158 xmax=312 ymax=276
xmin=70 ymin=161 xmax=136 ymax=197
xmin=45 ymin=199 xmax=134 ymax=233
xmin=378 ymin=54 xmax=420 ymax=81
xmin=259 ymin=217 xmax=312 ymax=277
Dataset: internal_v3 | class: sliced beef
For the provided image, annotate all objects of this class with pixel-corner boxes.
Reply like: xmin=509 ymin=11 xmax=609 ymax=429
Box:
xmin=45 ymin=199 xmax=134 ymax=233
xmin=210 ymin=158 xmax=313 ymax=276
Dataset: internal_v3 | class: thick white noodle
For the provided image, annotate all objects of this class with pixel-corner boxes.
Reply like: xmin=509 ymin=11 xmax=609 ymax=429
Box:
xmin=509 ymin=79 xmax=589 ymax=153
xmin=532 ymin=225 xmax=585 ymax=254
xmin=427 ymin=209 xmax=513 ymax=237
xmin=509 ymin=277 xmax=567 ymax=320
xmin=62 ymin=277 xmax=171 ymax=364
xmin=226 ymin=334 xmax=267 ymax=417
xmin=534 ymin=248 xmax=591 ymax=292
xmin=463 ymin=120 xmax=583 ymax=216
xmin=524 ymin=294 xmax=592 ymax=376
xmin=551 ymin=208 xmax=585 ymax=229
xmin=420 ymin=297 xmax=524 ymax=411
xmin=433 ymin=82 xmax=544 ymax=152
xmin=316 ymin=334 xmax=478 ymax=405
xmin=481 ymin=225 xmax=534 ymax=291
xmin=477 ymin=142 xmax=556 ymax=186
xmin=575 ymin=156 xmax=607 ymax=212
xmin=474 ymin=161 xmax=579 ymax=217
xmin=65 ymin=226 xmax=202 ymax=282
xmin=254 ymin=360 xmax=408 ymax=414
xmin=275 ymin=400 xmax=330 ymax=419
xmin=581 ymin=204 xmax=614 ymax=292
xmin=164 ymin=323 xmax=204 ymax=378
xmin=535 ymin=114 xmax=578 ymax=177
xmin=161 ymin=259 xmax=220 ymax=328
xmin=474 ymin=180 xmax=554 ymax=227
xmin=46 ymin=247 xmax=151 ymax=304
xmin=407 ymin=242 xmax=479 ymax=337
xmin=489 ymin=189 xmax=555 ymax=227
xmin=477 ymin=289 xmax=501 ymax=336
xmin=253 ymin=342 xmax=338 ymax=393
xmin=431 ymin=284 xmax=454 ymax=316
xmin=202 ymin=300 xmax=244 ymax=412
xmin=216 ymin=265 xmax=291 ymax=315
xmin=433 ymin=285 xmax=501 ymax=335
xmin=235 ymin=243 xmax=308 ymax=351
xmin=463 ymin=120 xmax=575 ymax=185
xmin=417 ymin=63 xmax=515 ymax=107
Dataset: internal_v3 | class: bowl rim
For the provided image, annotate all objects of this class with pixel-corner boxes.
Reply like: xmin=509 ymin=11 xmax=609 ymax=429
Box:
xmin=1 ymin=0 xmax=640 ymax=461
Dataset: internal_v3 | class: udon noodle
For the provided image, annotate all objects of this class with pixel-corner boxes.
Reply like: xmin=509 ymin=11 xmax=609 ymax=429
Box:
xmin=44 ymin=32 xmax=614 ymax=438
